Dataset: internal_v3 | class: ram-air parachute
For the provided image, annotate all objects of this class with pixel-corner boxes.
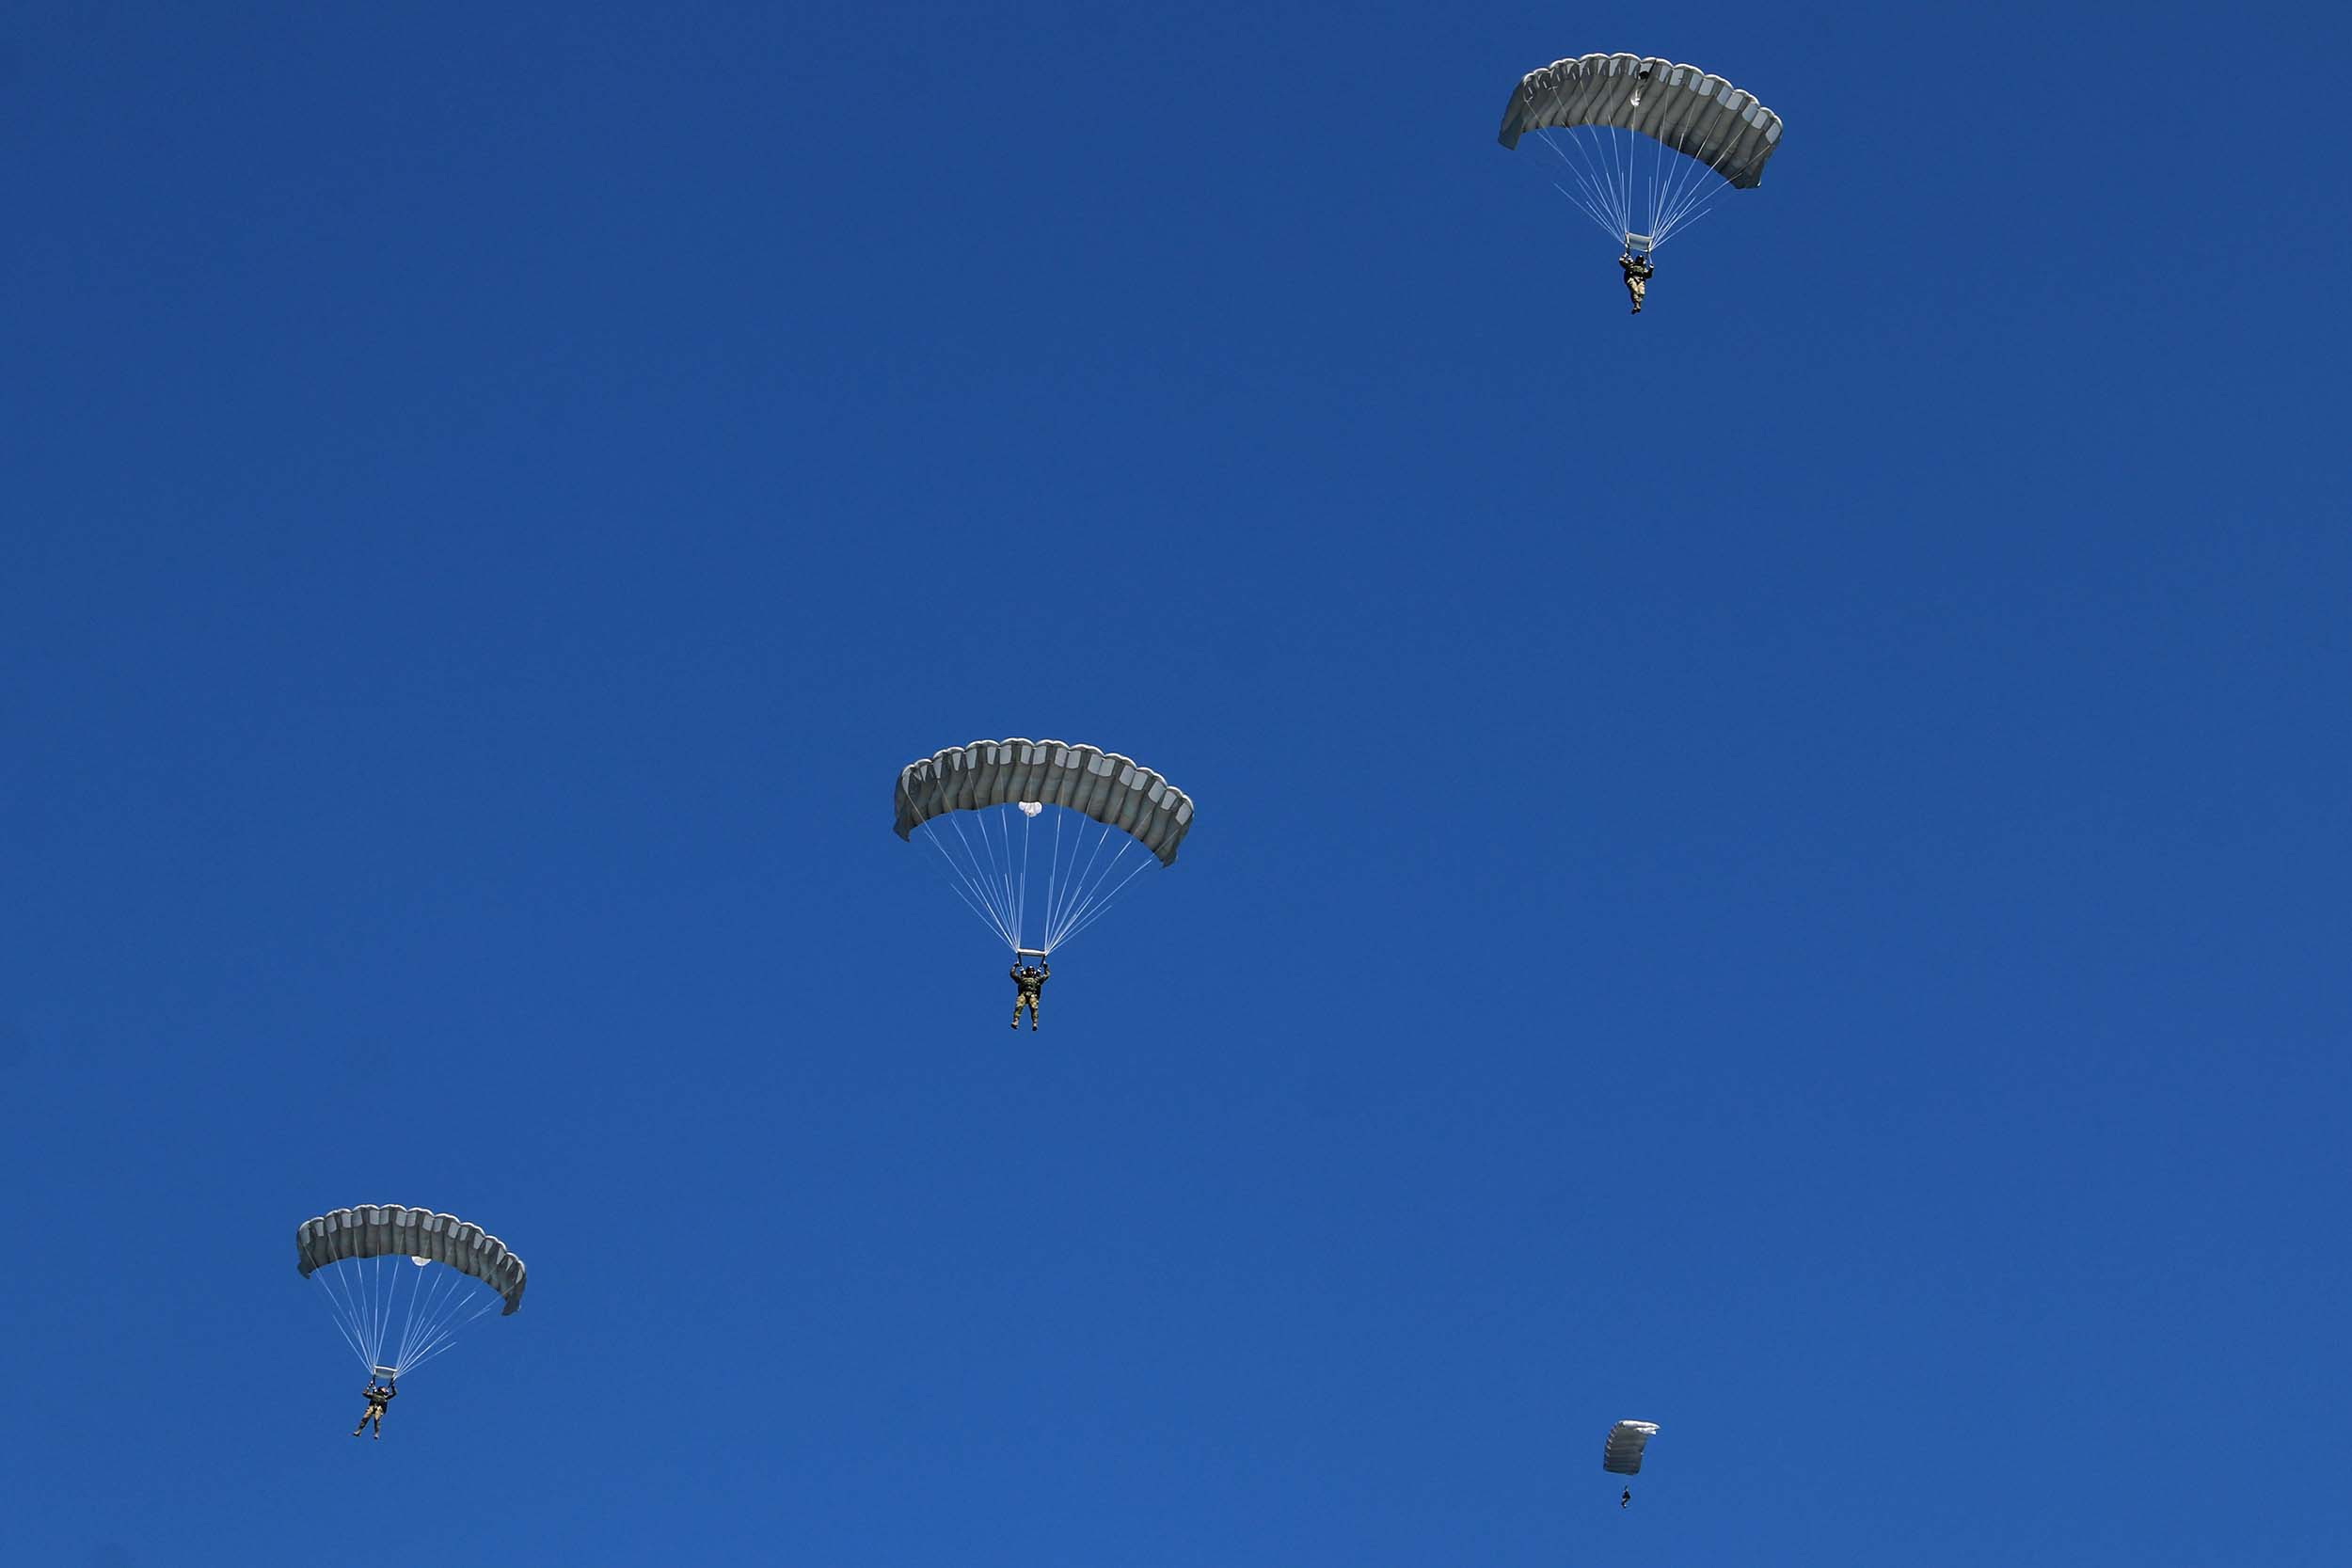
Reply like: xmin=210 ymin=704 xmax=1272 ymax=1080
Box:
xmin=895 ymin=738 xmax=1193 ymax=958
xmin=1603 ymin=1418 xmax=1660 ymax=1475
xmin=1499 ymin=54 xmax=1783 ymax=256
xmin=297 ymin=1206 xmax=526 ymax=1381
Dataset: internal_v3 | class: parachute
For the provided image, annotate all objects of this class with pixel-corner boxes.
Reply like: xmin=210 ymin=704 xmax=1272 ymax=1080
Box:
xmin=1603 ymin=1418 xmax=1660 ymax=1475
xmin=1499 ymin=54 xmax=1782 ymax=255
xmin=896 ymin=738 xmax=1194 ymax=957
xmin=297 ymin=1206 xmax=525 ymax=1381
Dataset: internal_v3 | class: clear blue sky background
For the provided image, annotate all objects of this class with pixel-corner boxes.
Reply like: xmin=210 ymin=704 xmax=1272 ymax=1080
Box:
xmin=5 ymin=3 xmax=2348 ymax=1564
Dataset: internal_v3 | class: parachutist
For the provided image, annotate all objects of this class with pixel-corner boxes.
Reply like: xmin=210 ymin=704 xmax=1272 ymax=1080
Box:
xmin=1009 ymin=961 xmax=1049 ymax=1030
xmin=1620 ymin=1487 xmax=1631 ymax=1509
xmin=1619 ymin=251 xmax=1653 ymax=314
xmin=351 ymin=1378 xmax=395 ymax=1439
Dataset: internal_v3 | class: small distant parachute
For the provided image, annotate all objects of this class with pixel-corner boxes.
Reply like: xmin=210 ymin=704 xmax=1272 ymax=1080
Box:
xmin=1603 ymin=1418 xmax=1660 ymax=1475
xmin=1499 ymin=53 xmax=1783 ymax=255
xmin=297 ymin=1205 xmax=526 ymax=1380
xmin=896 ymin=738 xmax=1194 ymax=957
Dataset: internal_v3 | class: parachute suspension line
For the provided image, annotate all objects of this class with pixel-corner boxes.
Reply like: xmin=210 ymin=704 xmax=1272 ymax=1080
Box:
xmin=312 ymin=1257 xmax=503 ymax=1380
xmin=383 ymin=1254 xmax=421 ymax=1370
xmin=1016 ymin=805 xmax=1034 ymax=957
xmin=1041 ymin=823 xmax=1156 ymax=955
xmin=1656 ymin=198 xmax=1723 ymax=251
xmin=989 ymin=806 xmax=1020 ymax=948
xmin=1537 ymin=129 xmax=1613 ymax=241
xmin=1539 ymin=128 xmax=1627 ymax=245
xmin=1645 ymin=122 xmax=1673 ymax=244
xmin=389 ymin=1263 xmax=456 ymax=1376
xmin=315 ymin=1272 xmax=373 ymax=1372
xmin=923 ymin=810 xmax=1021 ymax=951
xmin=1050 ymin=843 xmax=1153 ymax=953
xmin=976 ymin=806 xmax=1012 ymax=943
xmin=351 ymin=1258 xmax=389 ymax=1370
xmin=1005 ymin=811 xmax=1026 ymax=946
xmin=369 ymin=1259 xmax=396 ymax=1367
xmin=1042 ymin=819 xmax=1117 ymax=955
xmin=365 ymin=1259 xmax=398 ymax=1369
xmin=991 ymin=808 xmax=1025 ymax=948
xmin=926 ymin=830 xmax=1015 ymax=950
xmin=1536 ymin=114 xmax=1743 ymax=255
xmin=383 ymin=1264 xmax=426 ymax=1374
xmin=387 ymin=1266 xmax=496 ymax=1378
xmin=322 ymin=1255 xmax=398 ymax=1374
xmin=393 ymin=1297 xmax=496 ymax=1379
xmin=1042 ymin=831 xmax=1113 ymax=952
xmin=1042 ymin=811 xmax=1108 ymax=956
xmin=1618 ymin=124 xmax=1640 ymax=237
xmin=1650 ymin=127 xmax=1742 ymax=251
xmin=1037 ymin=804 xmax=1066 ymax=954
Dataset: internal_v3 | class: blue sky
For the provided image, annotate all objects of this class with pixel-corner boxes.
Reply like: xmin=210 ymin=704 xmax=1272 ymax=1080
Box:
xmin=5 ymin=3 xmax=2348 ymax=1563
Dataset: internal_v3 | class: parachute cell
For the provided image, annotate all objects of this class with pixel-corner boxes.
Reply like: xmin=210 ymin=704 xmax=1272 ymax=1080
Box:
xmin=1603 ymin=1419 xmax=1660 ymax=1475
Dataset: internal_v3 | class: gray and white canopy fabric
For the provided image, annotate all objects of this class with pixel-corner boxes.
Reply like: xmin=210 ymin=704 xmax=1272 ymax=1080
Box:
xmin=1498 ymin=55 xmax=1783 ymax=187
xmin=1602 ymin=1418 xmax=1661 ymax=1475
xmin=297 ymin=1205 xmax=527 ymax=1313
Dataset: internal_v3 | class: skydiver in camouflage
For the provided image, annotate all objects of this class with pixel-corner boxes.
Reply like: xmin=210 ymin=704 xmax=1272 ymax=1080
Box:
xmin=352 ymin=1378 xmax=395 ymax=1439
xmin=1010 ymin=961 xmax=1048 ymax=1030
xmin=1619 ymin=250 xmax=1653 ymax=314
xmin=1620 ymin=1486 xmax=1632 ymax=1509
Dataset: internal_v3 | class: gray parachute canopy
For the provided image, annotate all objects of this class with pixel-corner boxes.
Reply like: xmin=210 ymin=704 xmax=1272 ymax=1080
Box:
xmin=1498 ymin=54 xmax=1783 ymax=188
xmin=297 ymin=1205 xmax=527 ymax=1314
xmin=1603 ymin=1419 xmax=1660 ymax=1475
xmin=895 ymin=738 xmax=1194 ymax=867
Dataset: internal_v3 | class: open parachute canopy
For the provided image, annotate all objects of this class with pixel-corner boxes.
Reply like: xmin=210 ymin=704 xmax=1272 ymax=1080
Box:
xmin=1499 ymin=53 xmax=1782 ymax=253
xmin=297 ymin=1205 xmax=525 ymax=1381
xmin=1603 ymin=1418 xmax=1661 ymax=1475
xmin=896 ymin=738 xmax=1193 ymax=957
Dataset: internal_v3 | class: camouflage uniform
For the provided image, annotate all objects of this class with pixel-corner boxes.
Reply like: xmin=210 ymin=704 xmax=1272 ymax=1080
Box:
xmin=353 ymin=1381 xmax=395 ymax=1438
xmin=1619 ymin=253 xmax=1653 ymax=313
xmin=1009 ymin=963 xmax=1048 ymax=1029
